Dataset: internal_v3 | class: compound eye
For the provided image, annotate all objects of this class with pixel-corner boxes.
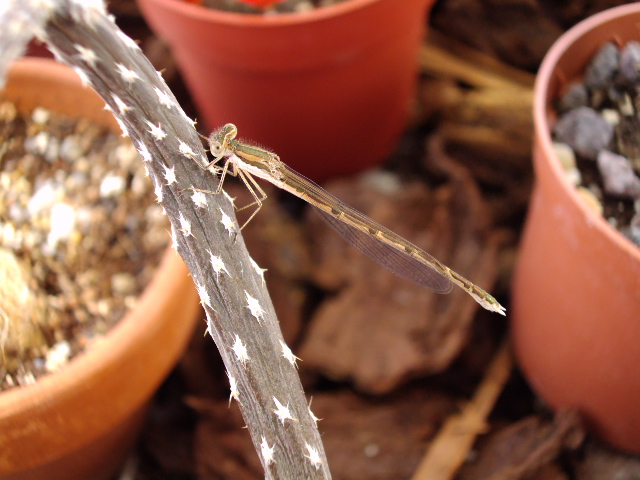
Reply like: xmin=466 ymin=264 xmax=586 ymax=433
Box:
xmin=210 ymin=142 xmax=224 ymax=157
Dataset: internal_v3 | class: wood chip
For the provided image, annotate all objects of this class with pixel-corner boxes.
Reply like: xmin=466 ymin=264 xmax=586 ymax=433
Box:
xmin=298 ymin=157 xmax=501 ymax=393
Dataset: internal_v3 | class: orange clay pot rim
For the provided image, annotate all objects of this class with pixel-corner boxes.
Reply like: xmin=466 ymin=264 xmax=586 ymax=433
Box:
xmin=146 ymin=0 xmax=383 ymax=27
xmin=533 ymin=3 xmax=640 ymax=261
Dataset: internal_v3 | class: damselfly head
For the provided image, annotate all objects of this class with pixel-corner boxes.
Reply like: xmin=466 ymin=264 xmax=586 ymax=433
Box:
xmin=208 ymin=123 xmax=238 ymax=159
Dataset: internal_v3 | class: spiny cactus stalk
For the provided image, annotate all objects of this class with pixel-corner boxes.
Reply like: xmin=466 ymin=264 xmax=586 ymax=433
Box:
xmin=0 ymin=1 xmax=331 ymax=478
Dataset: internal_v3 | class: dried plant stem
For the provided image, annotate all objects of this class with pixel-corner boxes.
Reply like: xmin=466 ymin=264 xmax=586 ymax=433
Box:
xmin=0 ymin=1 xmax=331 ymax=478
xmin=419 ymin=35 xmax=534 ymax=171
xmin=411 ymin=339 xmax=513 ymax=480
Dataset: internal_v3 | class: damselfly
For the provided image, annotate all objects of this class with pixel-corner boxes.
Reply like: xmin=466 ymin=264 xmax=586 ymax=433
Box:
xmin=199 ymin=123 xmax=505 ymax=315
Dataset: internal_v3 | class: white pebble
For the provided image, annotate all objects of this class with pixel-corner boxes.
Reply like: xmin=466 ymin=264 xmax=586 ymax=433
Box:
xmin=600 ymin=108 xmax=620 ymax=126
xmin=577 ymin=186 xmax=603 ymax=216
xmin=31 ymin=107 xmax=51 ymax=124
xmin=111 ymin=272 xmax=136 ymax=295
xmin=74 ymin=206 xmax=93 ymax=232
xmin=25 ymin=131 xmax=50 ymax=155
xmin=8 ymin=203 xmax=28 ymax=223
xmin=44 ymin=136 xmax=60 ymax=163
xmin=28 ymin=180 xmax=58 ymax=216
xmin=47 ymin=202 xmax=76 ymax=249
xmin=619 ymin=93 xmax=634 ymax=116
xmin=100 ymin=174 xmax=126 ymax=197
xmin=130 ymin=173 xmax=148 ymax=197
xmin=60 ymin=135 xmax=84 ymax=162
xmin=115 ymin=142 xmax=139 ymax=170
xmin=552 ymin=142 xmax=576 ymax=170
xmin=565 ymin=167 xmax=582 ymax=186
xmin=0 ymin=222 xmax=18 ymax=248
xmin=45 ymin=340 xmax=71 ymax=372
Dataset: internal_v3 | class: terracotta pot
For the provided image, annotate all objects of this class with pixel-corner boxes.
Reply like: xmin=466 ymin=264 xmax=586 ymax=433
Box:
xmin=512 ymin=4 xmax=640 ymax=454
xmin=135 ymin=0 xmax=435 ymax=182
xmin=0 ymin=58 xmax=201 ymax=479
